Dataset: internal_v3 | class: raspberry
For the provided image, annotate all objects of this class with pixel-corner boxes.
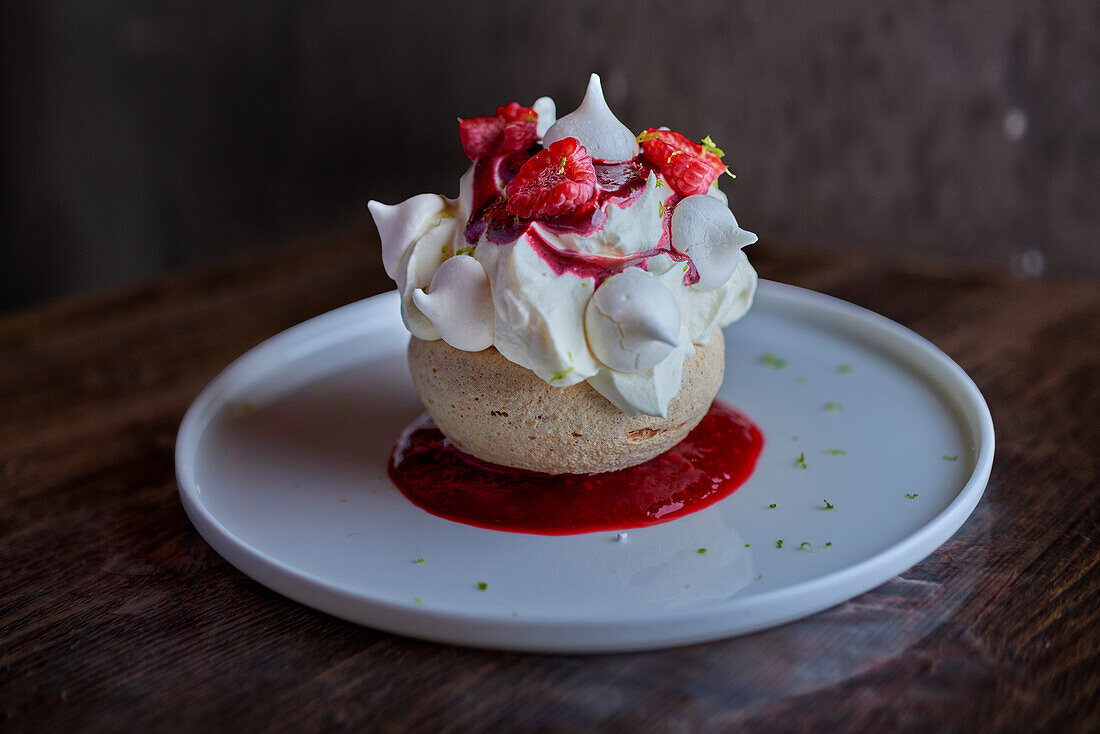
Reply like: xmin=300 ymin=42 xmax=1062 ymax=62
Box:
xmin=505 ymin=137 xmax=598 ymax=219
xmin=637 ymin=129 xmax=728 ymax=196
xmin=459 ymin=102 xmax=539 ymax=160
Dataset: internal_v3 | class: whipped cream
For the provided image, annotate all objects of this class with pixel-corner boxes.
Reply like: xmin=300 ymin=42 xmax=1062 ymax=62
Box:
xmin=369 ymin=74 xmax=758 ymax=417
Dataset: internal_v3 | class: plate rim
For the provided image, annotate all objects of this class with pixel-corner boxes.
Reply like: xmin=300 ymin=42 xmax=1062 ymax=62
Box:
xmin=176 ymin=280 xmax=994 ymax=652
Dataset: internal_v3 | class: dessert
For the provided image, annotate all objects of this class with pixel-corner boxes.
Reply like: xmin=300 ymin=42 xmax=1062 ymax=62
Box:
xmin=370 ymin=74 xmax=759 ymax=477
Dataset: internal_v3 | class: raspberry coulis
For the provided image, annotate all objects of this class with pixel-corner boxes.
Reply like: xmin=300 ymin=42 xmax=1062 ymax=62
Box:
xmin=388 ymin=400 xmax=764 ymax=535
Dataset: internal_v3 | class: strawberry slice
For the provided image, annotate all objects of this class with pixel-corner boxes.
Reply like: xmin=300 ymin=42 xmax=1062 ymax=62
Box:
xmin=504 ymin=137 xmax=597 ymax=219
xmin=459 ymin=102 xmax=539 ymax=160
xmin=637 ymin=129 xmax=728 ymax=196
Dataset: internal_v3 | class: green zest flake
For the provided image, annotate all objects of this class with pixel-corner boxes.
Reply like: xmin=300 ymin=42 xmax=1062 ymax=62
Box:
xmin=414 ymin=558 xmax=425 ymax=564
xmin=795 ymin=452 xmax=807 ymax=469
xmin=636 ymin=130 xmax=661 ymax=143
xmin=550 ymin=367 xmax=574 ymax=383
xmin=683 ymin=263 xmax=690 ymax=272
xmin=905 ymin=493 xmax=919 ymax=500
xmin=655 ymin=177 xmax=664 ymax=188
xmin=700 ymin=135 xmax=726 ymax=157
xmin=839 ymin=363 xmax=854 ymax=374
xmin=438 ymin=210 xmax=455 ymax=219
xmin=776 ymin=539 xmax=784 ymax=549
xmin=823 ymin=499 xmax=835 ymax=510
xmin=696 ymin=547 xmax=707 ymax=554
xmin=413 ymin=597 xmax=423 ymax=606
xmin=455 ymin=246 xmax=475 ymax=257
xmin=825 ymin=541 xmax=832 ymax=547
xmin=799 ymin=542 xmax=813 ymax=551
xmin=477 ymin=581 xmax=488 ymax=591
xmin=760 ymin=352 xmax=787 ymax=369
xmin=825 ymin=449 xmax=847 ymax=455
xmin=824 ymin=401 xmax=843 ymax=411
xmin=943 ymin=455 xmax=958 ymax=461
xmin=744 ymin=543 xmax=751 ymax=548
xmin=580 ymin=282 xmax=589 ymax=287
xmin=658 ymin=201 xmax=665 ymax=218
xmin=768 ymin=503 xmax=777 ymax=509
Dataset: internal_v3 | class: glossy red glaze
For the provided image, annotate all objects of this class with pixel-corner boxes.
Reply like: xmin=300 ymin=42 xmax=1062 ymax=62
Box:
xmin=388 ymin=401 xmax=764 ymax=535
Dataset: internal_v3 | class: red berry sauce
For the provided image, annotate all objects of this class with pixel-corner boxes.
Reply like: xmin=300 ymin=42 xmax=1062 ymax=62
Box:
xmin=388 ymin=401 xmax=764 ymax=535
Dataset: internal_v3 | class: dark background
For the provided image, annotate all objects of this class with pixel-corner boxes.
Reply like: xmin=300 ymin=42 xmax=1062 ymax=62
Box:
xmin=2 ymin=1 xmax=1097 ymax=312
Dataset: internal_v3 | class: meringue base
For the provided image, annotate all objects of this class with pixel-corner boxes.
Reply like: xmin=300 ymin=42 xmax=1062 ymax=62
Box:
xmin=406 ymin=331 xmax=725 ymax=474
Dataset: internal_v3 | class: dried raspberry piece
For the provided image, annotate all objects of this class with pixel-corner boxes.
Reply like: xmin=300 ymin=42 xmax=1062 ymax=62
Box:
xmin=459 ymin=102 xmax=539 ymax=160
xmin=504 ymin=137 xmax=598 ymax=219
xmin=637 ymin=129 xmax=728 ymax=196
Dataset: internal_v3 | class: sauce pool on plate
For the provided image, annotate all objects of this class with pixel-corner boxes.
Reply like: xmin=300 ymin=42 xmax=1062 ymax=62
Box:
xmin=388 ymin=400 xmax=764 ymax=535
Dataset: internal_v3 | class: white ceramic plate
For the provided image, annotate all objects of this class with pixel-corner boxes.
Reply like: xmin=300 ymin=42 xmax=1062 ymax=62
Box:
xmin=176 ymin=281 xmax=993 ymax=652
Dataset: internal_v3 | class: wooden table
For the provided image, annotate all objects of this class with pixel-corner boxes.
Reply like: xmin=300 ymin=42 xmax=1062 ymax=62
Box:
xmin=2 ymin=225 xmax=1098 ymax=732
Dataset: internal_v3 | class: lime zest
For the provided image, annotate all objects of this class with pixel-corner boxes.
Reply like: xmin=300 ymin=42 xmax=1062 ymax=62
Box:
xmin=700 ymin=135 xmax=725 ymax=157
xmin=759 ymin=352 xmax=787 ymax=369
xmin=550 ymin=367 xmax=574 ymax=383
